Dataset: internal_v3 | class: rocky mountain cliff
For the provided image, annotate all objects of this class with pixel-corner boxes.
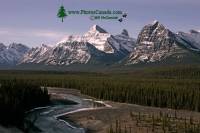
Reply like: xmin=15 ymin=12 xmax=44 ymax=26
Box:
xmin=126 ymin=21 xmax=200 ymax=65
xmin=20 ymin=25 xmax=136 ymax=66
xmin=1 ymin=22 xmax=200 ymax=68
xmin=0 ymin=43 xmax=29 ymax=65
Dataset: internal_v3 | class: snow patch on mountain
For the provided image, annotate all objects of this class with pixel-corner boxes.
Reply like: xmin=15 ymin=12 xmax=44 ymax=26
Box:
xmin=20 ymin=44 xmax=51 ymax=63
xmin=126 ymin=21 xmax=186 ymax=64
xmin=177 ymin=30 xmax=200 ymax=50
xmin=114 ymin=29 xmax=136 ymax=52
xmin=0 ymin=43 xmax=29 ymax=65
xmin=21 ymin=42 xmax=91 ymax=65
xmin=57 ymin=25 xmax=135 ymax=54
xmin=58 ymin=25 xmax=115 ymax=53
xmin=20 ymin=25 xmax=136 ymax=66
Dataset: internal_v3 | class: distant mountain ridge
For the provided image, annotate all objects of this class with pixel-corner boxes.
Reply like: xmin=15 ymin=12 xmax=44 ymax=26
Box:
xmin=0 ymin=43 xmax=29 ymax=65
xmin=1 ymin=21 xmax=200 ymax=68
xmin=177 ymin=30 xmax=200 ymax=51
xmin=20 ymin=25 xmax=136 ymax=66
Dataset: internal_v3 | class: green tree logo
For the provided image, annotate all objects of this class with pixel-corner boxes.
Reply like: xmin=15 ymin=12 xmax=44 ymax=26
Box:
xmin=57 ymin=5 xmax=67 ymax=22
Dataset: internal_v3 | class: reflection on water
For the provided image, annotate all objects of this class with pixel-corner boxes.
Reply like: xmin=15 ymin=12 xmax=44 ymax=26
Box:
xmin=24 ymin=92 xmax=110 ymax=133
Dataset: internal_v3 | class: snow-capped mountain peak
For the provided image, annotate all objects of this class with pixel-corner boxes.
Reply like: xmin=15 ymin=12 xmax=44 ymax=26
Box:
xmin=83 ymin=25 xmax=116 ymax=53
xmin=126 ymin=21 xmax=182 ymax=64
xmin=54 ymin=25 xmax=136 ymax=55
xmin=152 ymin=20 xmax=159 ymax=25
xmin=20 ymin=25 xmax=136 ymax=66
xmin=2 ymin=21 xmax=200 ymax=67
xmin=87 ymin=25 xmax=108 ymax=34
xmin=8 ymin=43 xmax=29 ymax=53
xmin=0 ymin=43 xmax=30 ymax=65
xmin=190 ymin=30 xmax=200 ymax=34
xmin=126 ymin=21 xmax=200 ymax=65
xmin=147 ymin=20 xmax=166 ymax=33
xmin=57 ymin=25 xmax=112 ymax=52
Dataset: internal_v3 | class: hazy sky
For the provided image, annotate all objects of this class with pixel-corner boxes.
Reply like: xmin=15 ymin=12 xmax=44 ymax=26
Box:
xmin=0 ymin=0 xmax=199 ymax=47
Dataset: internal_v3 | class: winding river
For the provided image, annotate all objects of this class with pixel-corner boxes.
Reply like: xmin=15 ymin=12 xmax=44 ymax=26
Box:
xmin=25 ymin=87 xmax=111 ymax=133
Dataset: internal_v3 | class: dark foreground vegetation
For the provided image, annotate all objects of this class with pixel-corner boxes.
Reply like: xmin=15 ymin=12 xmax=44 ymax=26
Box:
xmin=0 ymin=80 xmax=49 ymax=128
xmin=1 ymin=66 xmax=200 ymax=127
xmin=107 ymin=111 xmax=200 ymax=133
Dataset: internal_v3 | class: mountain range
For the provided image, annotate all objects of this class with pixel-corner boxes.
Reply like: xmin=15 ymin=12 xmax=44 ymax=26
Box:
xmin=126 ymin=21 xmax=200 ymax=65
xmin=1 ymin=21 xmax=200 ymax=69
xmin=0 ymin=43 xmax=29 ymax=66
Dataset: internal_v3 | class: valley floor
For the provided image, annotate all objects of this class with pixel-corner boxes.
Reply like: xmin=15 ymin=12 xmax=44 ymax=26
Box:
xmin=1 ymin=87 xmax=200 ymax=133
xmin=56 ymin=88 xmax=200 ymax=133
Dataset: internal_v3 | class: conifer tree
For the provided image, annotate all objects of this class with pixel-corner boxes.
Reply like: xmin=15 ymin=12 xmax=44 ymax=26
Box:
xmin=57 ymin=5 xmax=67 ymax=22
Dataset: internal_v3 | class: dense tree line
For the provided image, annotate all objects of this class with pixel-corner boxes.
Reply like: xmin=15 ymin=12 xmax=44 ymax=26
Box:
xmin=0 ymin=80 xmax=49 ymax=127
xmin=0 ymin=66 xmax=200 ymax=117
xmin=79 ymin=79 xmax=200 ymax=111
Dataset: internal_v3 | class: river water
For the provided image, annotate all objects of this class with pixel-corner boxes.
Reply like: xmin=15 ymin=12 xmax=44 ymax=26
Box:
xmin=25 ymin=88 xmax=111 ymax=133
